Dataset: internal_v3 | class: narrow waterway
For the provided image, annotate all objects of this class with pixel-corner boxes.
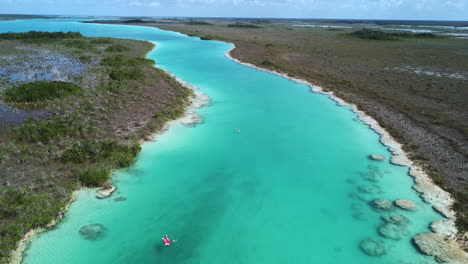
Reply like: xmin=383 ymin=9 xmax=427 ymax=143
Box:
xmin=0 ymin=19 xmax=443 ymax=264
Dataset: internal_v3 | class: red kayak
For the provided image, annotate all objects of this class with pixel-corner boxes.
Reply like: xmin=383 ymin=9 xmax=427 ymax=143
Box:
xmin=162 ymin=236 xmax=171 ymax=246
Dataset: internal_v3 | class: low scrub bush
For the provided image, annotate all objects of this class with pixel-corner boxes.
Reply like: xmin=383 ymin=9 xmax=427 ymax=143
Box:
xmin=350 ymin=29 xmax=397 ymax=40
xmin=350 ymin=29 xmax=439 ymax=40
xmin=62 ymin=39 xmax=94 ymax=50
xmin=78 ymin=55 xmax=92 ymax=63
xmin=3 ymin=81 xmax=83 ymax=102
xmin=227 ymin=23 xmax=261 ymax=29
xmin=200 ymin=35 xmax=215 ymax=40
xmin=0 ymin=187 xmax=70 ymax=262
xmin=76 ymin=167 xmax=111 ymax=187
xmin=0 ymin=31 xmax=82 ymax=40
xmin=105 ymin=44 xmax=130 ymax=52
xmin=260 ymin=60 xmax=277 ymax=68
xmin=109 ymin=68 xmax=144 ymax=81
xmin=101 ymin=55 xmax=154 ymax=67
xmin=90 ymin=38 xmax=112 ymax=44
xmin=16 ymin=114 xmax=93 ymax=143
xmin=186 ymin=21 xmax=212 ymax=25
xmin=62 ymin=140 xmax=141 ymax=168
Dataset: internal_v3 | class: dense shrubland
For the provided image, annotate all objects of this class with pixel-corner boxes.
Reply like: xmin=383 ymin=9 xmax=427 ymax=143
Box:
xmin=15 ymin=113 xmax=94 ymax=143
xmin=105 ymin=44 xmax=130 ymax=52
xmin=350 ymin=29 xmax=439 ymax=40
xmin=0 ymin=31 xmax=82 ymax=40
xmin=227 ymin=23 xmax=261 ymax=29
xmin=3 ymin=81 xmax=83 ymax=102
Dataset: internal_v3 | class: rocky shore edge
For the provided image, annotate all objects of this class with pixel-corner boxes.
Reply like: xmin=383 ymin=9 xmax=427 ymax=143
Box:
xmin=8 ymin=52 xmax=211 ymax=264
xmin=9 ymin=188 xmax=82 ymax=264
xmin=224 ymin=44 xmax=467 ymax=263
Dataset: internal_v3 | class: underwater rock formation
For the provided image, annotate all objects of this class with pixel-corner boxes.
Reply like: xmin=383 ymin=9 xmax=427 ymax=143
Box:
xmin=358 ymin=184 xmax=383 ymax=194
xmin=413 ymin=233 xmax=468 ymax=263
xmin=378 ymin=222 xmax=410 ymax=240
xmin=114 ymin=196 xmax=127 ymax=202
xmin=359 ymin=238 xmax=387 ymax=256
xmin=360 ymin=165 xmax=385 ymax=183
xmin=78 ymin=224 xmax=107 ymax=240
xmin=96 ymin=185 xmax=116 ymax=199
xmin=370 ymin=154 xmax=385 ymax=161
xmin=395 ymin=199 xmax=417 ymax=211
xmin=371 ymin=199 xmax=393 ymax=210
xmin=381 ymin=213 xmax=410 ymax=225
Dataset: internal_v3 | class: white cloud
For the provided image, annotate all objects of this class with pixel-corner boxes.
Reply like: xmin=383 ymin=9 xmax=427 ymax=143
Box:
xmin=445 ymin=0 xmax=464 ymax=8
xmin=175 ymin=0 xmax=314 ymax=8
xmin=176 ymin=0 xmax=216 ymax=8
xmin=128 ymin=1 xmax=160 ymax=7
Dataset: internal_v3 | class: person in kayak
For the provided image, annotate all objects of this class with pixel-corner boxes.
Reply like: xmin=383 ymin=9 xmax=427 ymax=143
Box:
xmin=162 ymin=235 xmax=176 ymax=246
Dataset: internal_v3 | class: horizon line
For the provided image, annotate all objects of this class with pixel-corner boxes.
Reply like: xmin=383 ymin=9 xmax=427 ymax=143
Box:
xmin=1 ymin=13 xmax=468 ymax=23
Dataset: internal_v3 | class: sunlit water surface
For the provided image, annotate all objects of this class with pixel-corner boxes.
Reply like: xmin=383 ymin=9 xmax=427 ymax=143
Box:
xmin=0 ymin=19 xmax=443 ymax=264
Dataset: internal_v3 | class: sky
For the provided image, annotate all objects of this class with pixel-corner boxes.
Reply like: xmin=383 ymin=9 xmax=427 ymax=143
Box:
xmin=1 ymin=0 xmax=467 ymax=20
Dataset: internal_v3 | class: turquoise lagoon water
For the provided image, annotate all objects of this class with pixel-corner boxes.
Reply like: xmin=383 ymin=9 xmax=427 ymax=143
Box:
xmin=0 ymin=20 xmax=443 ymax=264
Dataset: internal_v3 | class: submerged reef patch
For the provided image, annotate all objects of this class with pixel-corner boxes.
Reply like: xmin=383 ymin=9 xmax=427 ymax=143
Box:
xmin=371 ymin=199 xmax=394 ymax=211
xmin=378 ymin=222 xmax=411 ymax=240
xmin=78 ymin=224 xmax=107 ymax=240
xmin=357 ymin=184 xmax=384 ymax=195
xmin=359 ymin=165 xmax=385 ymax=183
xmin=359 ymin=238 xmax=387 ymax=256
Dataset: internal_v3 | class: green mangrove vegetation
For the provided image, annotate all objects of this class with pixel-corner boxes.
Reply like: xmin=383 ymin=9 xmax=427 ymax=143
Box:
xmin=105 ymin=44 xmax=131 ymax=52
xmin=90 ymin=38 xmax=113 ymax=44
xmin=15 ymin=114 xmax=94 ymax=143
xmin=3 ymin=81 xmax=83 ymax=102
xmin=101 ymin=55 xmax=154 ymax=82
xmin=227 ymin=23 xmax=262 ymax=29
xmin=62 ymin=140 xmax=141 ymax=168
xmin=0 ymin=31 xmax=82 ymax=40
xmin=186 ymin=21 xmax=212 ymax=25
xmin=349 ymin=29 xmax=439 ymax=40
xmin=200 ymin=35 xmax=216 ymax=40
xmin=75 ymin=167 xmax=111 ymax=187
xmin=0 ymin=187 xmax=73 ymax=261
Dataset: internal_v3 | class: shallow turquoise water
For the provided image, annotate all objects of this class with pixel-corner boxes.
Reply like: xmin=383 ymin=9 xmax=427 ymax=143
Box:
xmin=0 ymin=20 xmax=443 ymax=264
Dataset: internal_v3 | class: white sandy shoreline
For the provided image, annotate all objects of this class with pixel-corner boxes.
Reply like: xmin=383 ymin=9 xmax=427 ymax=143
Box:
xmin=224 ymin=44 xmax=467 ymax=263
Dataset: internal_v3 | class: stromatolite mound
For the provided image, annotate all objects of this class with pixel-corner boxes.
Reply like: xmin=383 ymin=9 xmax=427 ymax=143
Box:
xmin=381 ymin=213 xmax=410 ymax=225
xmin=413 ymin=233 xmax=468 ymax=263
xmin=378 ymin=222 xmax=410 ymax=240
xmin=358 ymin=184 xmax=383 ymax=194
xmin=360 ymin=165 xmax=384 ymax=182
xmin=96 ymin=185 xmax=116 ymax=199
xmin=79 ymin=224 xmax=107 ymax=240
xmin=359 ymin=238 xmax=387 ymax=256
xmin=395 ymin=199 xmax=417 ymax=211
xmin=369 ymin=155 xmax=385 ymax=161
xmin=114 ymin=196 xmax=127 ymax=202
xmin=371 ymin=199 xmax=393 ymax=210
